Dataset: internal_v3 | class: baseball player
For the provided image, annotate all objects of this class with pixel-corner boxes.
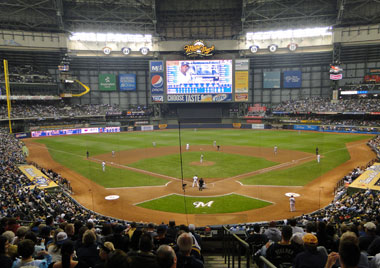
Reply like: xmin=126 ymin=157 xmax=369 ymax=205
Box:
xmin=199 ymin=178 xmax=204 ymax=191
xmin=152 ymin=141 xmax=156 ymax=147
xmin=317 ymin=154 xmax=321 ymax=163
xmin=274 ymin=145 xmax=278 ymax=155
xmin=289 ymin=195 xmax=295 ymax=212
xmin=200 ymin=154 xmax=204 ymax=164
xmin=186 ymin=143 xmax=190 ymax=150
xmin=112 ymin=150 xmax=115 ymax=157
xmin=102 ymin=161 xmax=106 ymax=172
xmin=86 ymin=150 xmax=89 ymax=159
xmin=192 ymin=175 xmax=199 ymax=187
xmin=213 ymin=141 xmax=216 ymax=147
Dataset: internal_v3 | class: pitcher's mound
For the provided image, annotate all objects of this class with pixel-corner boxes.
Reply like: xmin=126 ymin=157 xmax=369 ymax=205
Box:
xmin=191 ymin=161 xmax=215 ymax=166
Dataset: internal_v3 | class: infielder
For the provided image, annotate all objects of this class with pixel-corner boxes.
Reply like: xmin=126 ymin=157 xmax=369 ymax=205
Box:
xmin=289 ymin=195 xmax=295 ymax=212
xmin=186 ymin=143 xmax=190 ymax=150
xmin=152 ymin=141 xmax=156 ymax=147
xmin=192 ymin=175 xmax=199 ymax=187
xmin=200 ymin=154 xmax=204 ymax=164
xmin=112 ymin=150 xmax=115 ymax=157
xmin=213 ymin=141 xmax=216 ymax=147
xmin=102 ymin=161 xmax=106 ymax=172
xmin=274 ymin=145 xmax=278 ymax=155
xmin=317 ymin=154 xmax=321 ymax=163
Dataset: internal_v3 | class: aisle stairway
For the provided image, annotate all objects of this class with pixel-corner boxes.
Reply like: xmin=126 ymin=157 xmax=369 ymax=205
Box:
xmin=204 ymin=254 xmax=251 ymax=268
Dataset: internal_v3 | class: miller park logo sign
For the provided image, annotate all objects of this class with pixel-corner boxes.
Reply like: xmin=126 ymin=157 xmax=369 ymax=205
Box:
xmin=184 ymin=40 xmax=215 ymax=57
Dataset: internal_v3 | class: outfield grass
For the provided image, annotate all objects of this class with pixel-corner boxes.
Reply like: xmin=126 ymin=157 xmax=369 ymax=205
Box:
xmin=33 ymin=129 xmax=372 ymax=188
xmin=129 ymin=151 xmax=278 ymax=178
xmin=136 ymin=193 xmax=272 ymax=214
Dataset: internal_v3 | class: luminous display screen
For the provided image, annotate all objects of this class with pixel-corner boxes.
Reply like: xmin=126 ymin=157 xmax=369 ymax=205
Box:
xmin=166 ymin=60 xmax=232 ymax=94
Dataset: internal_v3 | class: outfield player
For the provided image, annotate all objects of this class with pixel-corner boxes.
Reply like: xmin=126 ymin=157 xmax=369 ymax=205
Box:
xmin=102 ymin=161 xmax=106 ymax=172
xmin=152 ymin=141 xmax=156 ymax=147
xmin=289 ymin=195 xmax=295 ymax=212
xmin=192 ymin=175 xmax=199 ymax=187
xmin=86 ymin=150 xmax=89 ymax=159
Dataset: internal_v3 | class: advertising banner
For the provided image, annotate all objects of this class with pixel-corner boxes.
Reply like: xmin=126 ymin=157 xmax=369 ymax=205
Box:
xmin=99 ymin=74 xmax=117 ymax=91
xmin=251 ymin=124 xmax=265 ymax=129
xmin=18 ymin=165 xmax=58 ymax=189
xmin=235 ymin=59 xmax=249 ymax=71
xmin=152 ymin=95 xmax=164 ymax=102
xmin=283 ymin=71 xmax=302 ymax=88
xmin=149 ymin=61 xmax=164 ymax=73
xmin=119 ymin=74 xmax=136 ymax=91
xmin=235 ymin=93 xmax=249 ymax=102
xmin=263 ymin=71 xmax=281 ymax=88
xmin=235 ymin=71 xmax=249 ymax=93
xmin=349 ymin=164 xmax=380 ymax=191
xmin=293 ymin=125 xmax=319 ymax=131
xmin=167 ymin=93 xmax=232 ymax=103
xmin=150 ymin=73 xmax=164 ymax=94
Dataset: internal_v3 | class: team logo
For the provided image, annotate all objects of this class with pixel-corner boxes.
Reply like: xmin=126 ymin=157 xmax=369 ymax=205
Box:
xmin=33 ymin=176 xmax=49 ymax=187
xmin=184 ymin=40 xmax=215 ymax=57
xmin=151 ymin=75 xmax=163 ymax=88
xmin=193 ymin=201 xmax=214 ymax=208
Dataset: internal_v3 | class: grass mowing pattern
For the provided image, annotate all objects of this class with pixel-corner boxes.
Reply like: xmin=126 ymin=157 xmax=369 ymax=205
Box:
xmin=136 ymin=193 xmax=272 ymax=214
xmin=33 ymin=129 xmax=373 ymax=188
xmin=129 ymin=151 xmax=278 ymax=179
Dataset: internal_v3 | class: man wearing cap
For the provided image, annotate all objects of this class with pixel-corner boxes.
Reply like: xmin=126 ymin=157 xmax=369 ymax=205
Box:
xmin=359 ymin=221 xmax=379 ymax=252
xmin=293 ymin=233 xmax=327 ymax=268
xmin=178 ymin=62 xmax=192 ymax=84
xmin=290 ymin=195 xmax=296 ymax=212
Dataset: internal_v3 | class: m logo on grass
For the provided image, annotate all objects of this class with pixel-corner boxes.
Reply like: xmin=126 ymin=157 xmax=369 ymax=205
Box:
xmin=193 ymin=201 xmax=214 ymax=208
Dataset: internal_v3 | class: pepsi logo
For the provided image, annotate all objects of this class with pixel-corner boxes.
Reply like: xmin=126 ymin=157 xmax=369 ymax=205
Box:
xmin=151 ymin=75 xmax=163 ymax=88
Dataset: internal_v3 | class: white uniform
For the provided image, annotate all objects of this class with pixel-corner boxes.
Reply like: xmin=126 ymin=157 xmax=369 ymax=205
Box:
xmin=274 ymin=146 xmax=278 ymax=155
xmin=317 ymin=154 xmax=320 ymax=163
xmin=213 ymin=141 xmax=217 ymax=147
xmin=102 ymin=161 xmax=106 ymax=172
xmin=192 ymin=175 xmax=199 ymax=187
xmin=152 ymin=141 xmax=156 ymax=147
xmin=200 ymin=154 xmax=204 ymax=164
xmin=290 ymin=196 xmax=295 ymax=212
xmin=186 ymin=144 xmax=190 ymax=150
xmin=112 ymin=151 xmax=115 ymax=157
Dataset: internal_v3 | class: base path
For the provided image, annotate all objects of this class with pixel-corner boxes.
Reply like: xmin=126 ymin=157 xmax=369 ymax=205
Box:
xmin=24 ymin=139 xmax=375 ymax=226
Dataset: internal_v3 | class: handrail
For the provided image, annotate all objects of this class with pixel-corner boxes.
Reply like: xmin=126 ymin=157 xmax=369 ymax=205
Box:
xmin=259 ymin=256 xmax=277 ymax=268
xmin=223 ymin=225 xmax=252 ymax=268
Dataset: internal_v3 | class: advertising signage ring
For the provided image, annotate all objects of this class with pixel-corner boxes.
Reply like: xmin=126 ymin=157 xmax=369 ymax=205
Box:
xmin=166 ymin=60 xmax=232 ymax=95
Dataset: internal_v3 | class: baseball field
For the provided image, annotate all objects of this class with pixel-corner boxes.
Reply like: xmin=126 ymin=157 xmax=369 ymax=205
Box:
xmin=25 ymin=129 xmax=376 ymax=224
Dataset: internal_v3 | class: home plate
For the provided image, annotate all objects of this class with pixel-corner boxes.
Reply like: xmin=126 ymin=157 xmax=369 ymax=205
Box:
xmin=105 ymin=195 xmax=120 ymax=200
xmin=285 ymin=193 xmax=300 ymax=197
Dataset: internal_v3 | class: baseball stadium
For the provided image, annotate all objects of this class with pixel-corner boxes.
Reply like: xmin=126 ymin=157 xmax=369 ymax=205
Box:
xmin=1 ymin=1 xmax=380 ymax=268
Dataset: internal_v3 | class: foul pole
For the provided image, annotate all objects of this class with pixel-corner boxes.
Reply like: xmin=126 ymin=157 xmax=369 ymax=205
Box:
xmin=3 ymin=59 xmax=12 ymax=133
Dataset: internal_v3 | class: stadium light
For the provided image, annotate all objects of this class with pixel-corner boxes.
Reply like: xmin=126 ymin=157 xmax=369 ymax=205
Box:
xmin=69 ymin=32 xmax=152 ymax=43
xmin=246 ymin=27 xmax=332 ymax=41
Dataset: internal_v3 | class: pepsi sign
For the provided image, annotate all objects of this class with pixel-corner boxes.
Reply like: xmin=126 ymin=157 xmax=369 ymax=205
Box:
xmin=150 ymin=61 xmax=164 ymax=73
xmin=150 ymin=73 xmax=164 ymax=94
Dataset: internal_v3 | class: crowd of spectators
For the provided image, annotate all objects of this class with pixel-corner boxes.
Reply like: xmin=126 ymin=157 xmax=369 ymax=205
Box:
xmin=272 ymin=97 xmax=380 ymax=113
xmin=0 ymin=103 xmax=122 ymax=119
xmin=0 ymin=65 xmax=55 ymax=84
xmin=0 ymin=102 xmax=154 ymax=120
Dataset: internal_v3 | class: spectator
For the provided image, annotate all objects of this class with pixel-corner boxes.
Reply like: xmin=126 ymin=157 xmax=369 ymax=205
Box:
xmin=127 ymin=233 xmax=159 ymax=268
xmin=94 ymin=242 xmax=115 ymax=268
xmin=156 ymin=245 xmax=177 ymax=268
xmin=264 ymin=221 xmax=282 ymax=242
xmin=293 ymin=233 xmax=327 ymax=268
xmin=105 ymin=249 xmax=128 ymax=268
xmin=76 ymin=230 xmax=99 ymax=267
xmin=52 ymin=240 xmax=88 ymax=268
xmin=0 ymin=235 xmax=12 ymax=268
xmin=359 ymin=222 xmax=379 ymax=252
xmin=176 ymin=232 xmax=203 ymax=268
xmin=12 ymin=239 xmax=52 ymax=268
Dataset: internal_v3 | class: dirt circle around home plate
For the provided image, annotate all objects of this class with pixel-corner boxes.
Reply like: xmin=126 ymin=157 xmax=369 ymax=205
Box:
xmin=24 ymin=139 xmax=376 ymax=226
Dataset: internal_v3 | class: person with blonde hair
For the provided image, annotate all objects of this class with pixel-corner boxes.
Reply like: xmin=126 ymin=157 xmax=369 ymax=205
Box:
xmin=76 ymin=230 xmax=99 ymax=267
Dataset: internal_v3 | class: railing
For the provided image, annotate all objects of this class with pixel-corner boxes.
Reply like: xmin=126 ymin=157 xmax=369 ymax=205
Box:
xmin=223 ymin=226 xmax=251 ymax=268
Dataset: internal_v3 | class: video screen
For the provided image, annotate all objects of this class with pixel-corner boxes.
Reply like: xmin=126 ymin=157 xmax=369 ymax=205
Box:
xmin=166 ymin=60 xmax=232 ymax=94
